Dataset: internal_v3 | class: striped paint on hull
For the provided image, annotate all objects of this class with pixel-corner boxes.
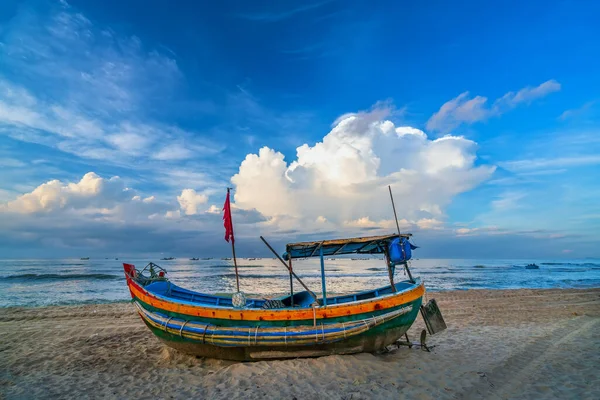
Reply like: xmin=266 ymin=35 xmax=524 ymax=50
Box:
xmin=142 ymin=300 xmax=421 ymax=361
xmin=126 ymin=275 xmax=425 ymax=324
xmin=125 ymin=272 xmax=424 ymax=360
xmin=135 ymin=300 xmax=414 ymax=346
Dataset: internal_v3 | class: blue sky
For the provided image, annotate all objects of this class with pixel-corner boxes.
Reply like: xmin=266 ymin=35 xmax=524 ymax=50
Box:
xmin=0 ymin=0 xmax=599 ymax=258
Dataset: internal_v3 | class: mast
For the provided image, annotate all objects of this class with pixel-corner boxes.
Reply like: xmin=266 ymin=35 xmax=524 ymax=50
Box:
xmin=231 ymin=237 xmax=240 ymax=292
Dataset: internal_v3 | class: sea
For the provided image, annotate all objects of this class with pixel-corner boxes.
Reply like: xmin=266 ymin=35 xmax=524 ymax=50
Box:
xmin=1 ymin=258 xmax=599 ymax=308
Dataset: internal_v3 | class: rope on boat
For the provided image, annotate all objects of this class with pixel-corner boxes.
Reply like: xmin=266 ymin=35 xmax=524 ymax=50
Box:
xmin=201 ymin=324 xmax=209 ymax=344
xmin=132 ymin=301 xmax=413 ymax=347
xmin=163 ymin=317 xmax=173 ymax=332
xmin=179 ymin=320 xmax=189 ymax=338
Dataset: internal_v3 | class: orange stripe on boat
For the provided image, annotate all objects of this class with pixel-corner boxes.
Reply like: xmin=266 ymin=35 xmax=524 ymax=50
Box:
xmin=127 ymin=278 xmax=425 ymax=321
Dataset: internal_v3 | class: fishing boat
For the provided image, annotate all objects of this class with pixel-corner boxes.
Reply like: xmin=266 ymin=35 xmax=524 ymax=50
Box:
xmin=122 ymin=233 xmax=424 ymax=361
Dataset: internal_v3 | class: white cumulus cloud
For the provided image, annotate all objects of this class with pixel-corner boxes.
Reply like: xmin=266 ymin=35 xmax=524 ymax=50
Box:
xmin=232 ymin=106 xmax=495 ymax=233
xmin=2 ymin=172 xmax=130 ymax=213
xmin=177 ymin=189 xmax=209 ymax=215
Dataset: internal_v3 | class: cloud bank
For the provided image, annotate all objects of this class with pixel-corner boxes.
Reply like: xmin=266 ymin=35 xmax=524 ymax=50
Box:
xmin=232 ymin=107 xmax=496 ymax=233
xmin=1 ymin=105 xmax=591 ymax=258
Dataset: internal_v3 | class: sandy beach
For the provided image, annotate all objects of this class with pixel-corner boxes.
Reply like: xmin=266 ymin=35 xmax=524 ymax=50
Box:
xmin=1 ymin=288 xmax=599 ymax=399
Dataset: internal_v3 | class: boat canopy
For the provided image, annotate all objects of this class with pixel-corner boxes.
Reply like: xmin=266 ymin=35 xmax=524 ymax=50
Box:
xmin=284 ymin=233 xmax=412 ymax=260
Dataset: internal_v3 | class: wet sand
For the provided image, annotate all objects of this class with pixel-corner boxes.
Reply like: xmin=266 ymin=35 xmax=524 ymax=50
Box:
xmin=1 ymin=288 xmax=599 ymax=399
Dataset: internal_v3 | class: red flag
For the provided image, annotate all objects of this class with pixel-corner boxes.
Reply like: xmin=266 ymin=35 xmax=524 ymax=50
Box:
xmin=223 ymin=189 xmax=235 ymax=244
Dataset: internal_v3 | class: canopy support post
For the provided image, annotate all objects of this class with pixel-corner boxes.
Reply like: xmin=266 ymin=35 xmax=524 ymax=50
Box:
xmin=319 ymin=244 xmax=327 ymax=306
xmin=403 ymin=261 xmax=414 ymax=283
xmin=288 ymin=256 xmax=294 ymax=307
xmin=383 ymin=246 xmax=397 ymax=292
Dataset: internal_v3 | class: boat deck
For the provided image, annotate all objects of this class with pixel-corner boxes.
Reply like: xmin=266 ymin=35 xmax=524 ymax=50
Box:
xmin=142 ymin=280 xmax=417 ymax=309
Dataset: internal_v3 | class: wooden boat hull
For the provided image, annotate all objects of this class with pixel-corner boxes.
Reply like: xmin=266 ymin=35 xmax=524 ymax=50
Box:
xmin=138 ymin=298 xmax=422 ymax=361
xmin=125 ymin=266 xmax=424 ymax=361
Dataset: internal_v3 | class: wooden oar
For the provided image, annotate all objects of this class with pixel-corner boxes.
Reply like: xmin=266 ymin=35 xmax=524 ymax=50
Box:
xmin=260 ymin=236 xmax=319 ymax=303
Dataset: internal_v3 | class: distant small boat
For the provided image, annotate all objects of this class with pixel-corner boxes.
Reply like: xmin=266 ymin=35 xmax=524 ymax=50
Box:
xmin=161 ymin=257 xmax=176 ymax=261
xmin=221 ymin=257 xmax=232 ymax=260
xmin=201 ymin=257 xmax=212 ymax=260
xmin=190 ymin=258 xmax=199 ymax=261
xmin=248 ymin=258 xmax=256 ymax=261
xmin=525 ymin=263 xmax=540 ymax=269
xmin=80 ymin=257 xmax=89 ymax=260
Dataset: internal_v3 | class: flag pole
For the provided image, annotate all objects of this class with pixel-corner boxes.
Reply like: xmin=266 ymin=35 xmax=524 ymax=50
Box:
xmin=231 ymin=238 xmax=240 ymax=293
xmin=226 ymin=187 xmax=240 ymax=292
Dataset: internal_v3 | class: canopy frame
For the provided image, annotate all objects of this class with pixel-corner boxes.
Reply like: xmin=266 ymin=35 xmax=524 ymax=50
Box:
xmin=284 ymin=233 xmax=413 ymax=305
xmin=284 ymin=233 xmax=411 ymax=260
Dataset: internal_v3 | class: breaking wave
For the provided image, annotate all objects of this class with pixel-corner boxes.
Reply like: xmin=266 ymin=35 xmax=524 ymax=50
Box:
xmin=6 ymin=273 xmax=120 ymax=281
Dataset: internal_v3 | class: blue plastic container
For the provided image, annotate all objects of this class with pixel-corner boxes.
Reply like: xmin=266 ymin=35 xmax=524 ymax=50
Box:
xmin=388 ymin=237 xmax=412 ymax=264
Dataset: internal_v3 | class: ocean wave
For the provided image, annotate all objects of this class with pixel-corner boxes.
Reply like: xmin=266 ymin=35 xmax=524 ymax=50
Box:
xmin=451 ymin=265 xmax=513 ymax=270
xmin=205 ymin=264 xmax=265 ymax=269
xmin=419 ymin=270 xmax=459 ymax=275
xmin=210 ymin=272 xmax=385 ymax=280
xmin=548 ymin=268 xmax=589 ymax=273
xmin=541 ymin=262 xmax=600 ymax=267
xmin=6 ymin=273 xmax=120 ymax=281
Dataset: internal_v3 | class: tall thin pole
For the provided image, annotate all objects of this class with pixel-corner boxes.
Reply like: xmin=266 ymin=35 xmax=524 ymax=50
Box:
xmin=231 ymin=241 xmax=240 ymax=292
xmin=388 ymin=185 xmax=415 ymax=283
xmin=319 ymin=244 xmax=327 ymax=306
xmin=383 ymin=247 xmax=397 ymax=292
xmin=260 ymin=236 xmax=319 ymax=303
xmin=388 ymin=185 xmax=402 ymax=236
xmin=227 ymin=187 xmax=240 ymax=292
xmin=288 ymin=256 xmax=294 ymax=307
